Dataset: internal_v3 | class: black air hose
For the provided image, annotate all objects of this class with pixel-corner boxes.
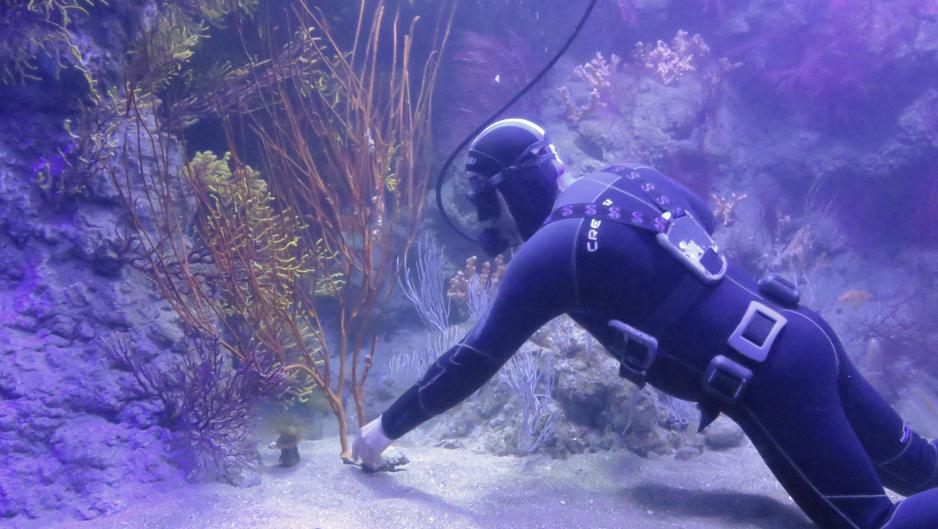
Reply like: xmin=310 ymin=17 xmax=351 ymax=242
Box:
xmin=434 ymin=0 xmax=600 ymax=242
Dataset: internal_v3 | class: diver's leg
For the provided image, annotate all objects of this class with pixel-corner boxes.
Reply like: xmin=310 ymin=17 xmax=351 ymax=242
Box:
xmin=726 ymin=306 xmax=938 ymax=528
xmin=837 ymin=348 xmax=938 ymax=496
xmin=880 ymin=490 xmax=938 ymax=529
xmin=727 ymin=314 xmax=893 ymax=528
xmin=731 ymin=402 xmax=892 ymax=529
xmin=796 ymin=309 xmax=938 ymax=496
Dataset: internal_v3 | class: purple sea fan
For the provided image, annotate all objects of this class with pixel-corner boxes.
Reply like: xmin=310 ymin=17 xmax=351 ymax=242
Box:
xmin=434 ymin=31 xmax=540 ymax=145
xmin=110 ymin=334 xmax=287 ymax=486
xmin=733 ymin=0 xmax=923 ymax=120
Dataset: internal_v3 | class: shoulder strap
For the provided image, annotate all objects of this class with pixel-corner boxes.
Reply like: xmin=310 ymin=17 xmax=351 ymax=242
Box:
xmin=543 ymin=202 xmax=685 ymax=232
xmin=543 ymin=164 xmax=689 ymax=232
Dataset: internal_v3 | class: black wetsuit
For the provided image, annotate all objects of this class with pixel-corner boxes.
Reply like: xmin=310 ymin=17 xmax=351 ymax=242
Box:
xmin=381 ymin=165 xmax=938 ymax=529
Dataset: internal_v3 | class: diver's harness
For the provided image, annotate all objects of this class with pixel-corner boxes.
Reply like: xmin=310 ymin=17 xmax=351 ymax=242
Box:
xmin=543 ymin=164 xmax=801 ymax=429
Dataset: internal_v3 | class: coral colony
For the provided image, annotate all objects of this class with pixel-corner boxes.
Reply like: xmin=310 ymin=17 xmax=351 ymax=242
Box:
xmin=634 ymin=30 xmax=710 ymax=85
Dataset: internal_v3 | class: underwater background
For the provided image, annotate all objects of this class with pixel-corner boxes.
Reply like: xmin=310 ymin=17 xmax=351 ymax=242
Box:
xmin=0 ymin=0 xmax=937 ymax=527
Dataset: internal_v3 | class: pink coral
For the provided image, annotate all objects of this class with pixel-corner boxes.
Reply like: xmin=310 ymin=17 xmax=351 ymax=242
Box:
xmin=635 ymin=30 xmax=711 ymax=85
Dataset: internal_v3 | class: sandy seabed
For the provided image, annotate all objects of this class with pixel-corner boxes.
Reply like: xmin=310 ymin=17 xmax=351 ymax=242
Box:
xmin=43 ymin=437 xmax=816 ymax=529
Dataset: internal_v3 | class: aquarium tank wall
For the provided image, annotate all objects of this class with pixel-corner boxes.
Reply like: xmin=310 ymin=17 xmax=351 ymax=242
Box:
xmin=0 ymin=0 xmax=936 ymax=528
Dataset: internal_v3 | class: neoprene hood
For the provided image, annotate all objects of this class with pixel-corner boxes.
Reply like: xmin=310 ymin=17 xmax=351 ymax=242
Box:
xmin=465 ymin=119 xmax=566 ymax=253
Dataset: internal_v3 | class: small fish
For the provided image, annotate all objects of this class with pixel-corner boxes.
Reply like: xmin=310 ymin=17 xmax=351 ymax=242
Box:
xmin=837 ymin=289 xmax=873 ymax=308
xmin=493 ymin=74 xmax=501 ymax=85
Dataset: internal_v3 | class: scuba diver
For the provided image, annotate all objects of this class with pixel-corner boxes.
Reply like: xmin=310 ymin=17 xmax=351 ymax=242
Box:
xmin=352 ymin=118 xmax=938 ymax=529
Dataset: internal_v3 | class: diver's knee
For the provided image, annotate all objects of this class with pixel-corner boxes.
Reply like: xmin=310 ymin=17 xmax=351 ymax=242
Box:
xmin=878 ymin=488 xmax=938 ymax=528
xmin=877 ymin=431 xmax=938 ymax=497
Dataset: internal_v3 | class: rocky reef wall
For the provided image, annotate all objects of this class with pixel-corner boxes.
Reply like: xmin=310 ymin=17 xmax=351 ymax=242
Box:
xmin=0 ymin=4 xmax=194 ymax=524
xmin=0 ymin=115 xmax=187 ymax=524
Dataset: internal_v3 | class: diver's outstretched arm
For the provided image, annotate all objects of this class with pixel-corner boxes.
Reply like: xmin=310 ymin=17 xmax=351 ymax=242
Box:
xmin=353 ymin=230 xmax=577 ymax=467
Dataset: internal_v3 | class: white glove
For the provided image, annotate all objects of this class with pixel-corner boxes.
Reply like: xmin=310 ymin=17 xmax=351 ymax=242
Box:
xmin=352 ymin=415 xmax=394 ymax=472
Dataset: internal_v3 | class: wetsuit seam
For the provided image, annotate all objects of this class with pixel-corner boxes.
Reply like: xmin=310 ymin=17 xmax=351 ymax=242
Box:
xmin=455 ymin=342 xmax=502 ymax=366
xmin=658 ymin=350 xmax=703 ymax=375
xmin=416 ymin=343 xmax=499 ymax=415
xmin=572 ymin=218 xmax=584 ymax=307
xmin=741 ymin=404 xmax=869 ymax=529
xmin=877 ymin=433 xmax=914 ymax=466
xmin=880 ymin=500 xmax=906 ymax=529
xmin=877 ymin=466 xmax=918 ymax=488
xmin=825 ymin=494 xmax=889 ymax=499
xmin=929 ymin=442 xmax=938 ymax=483
xmin=878 ymin=467 xmax=909 ymax=480
xmin=882 ymin=442 xmax=938 ymax=490
xmin=416 ymin=385 xmax=435 ymax=415
xmin=419 ymin=362 xmax=446 ymax=390
xmin=580 ymin=176 xmax=660 ymax=211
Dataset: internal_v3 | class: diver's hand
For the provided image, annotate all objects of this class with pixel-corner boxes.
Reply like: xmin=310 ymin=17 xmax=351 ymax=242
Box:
xmin=352 ymin=415 xmax=394 ymax=472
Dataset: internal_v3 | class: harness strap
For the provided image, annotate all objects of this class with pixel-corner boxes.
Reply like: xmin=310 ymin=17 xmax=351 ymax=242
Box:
xmin=643 ymin=272 xmax=708 ymax=337
xmin=542 ymin=163 xmax=688 ymax=233
xmin=700 ymin=300 xmax=787 ymax=405
xmin=543 ymin=202 xmax=687 ymax=232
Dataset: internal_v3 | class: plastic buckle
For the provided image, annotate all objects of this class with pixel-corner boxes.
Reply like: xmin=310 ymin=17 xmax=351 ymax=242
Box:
xmin=703 ymin=355 xmax=753 ymax=404
xmin=757 ymin=274 xmax=801 ymax=308
xmin=608 ymin=319 xmax=659 ymax=387
xmin=727 ymin=301 xmax=787 ymax=363
xmin=656 ymin=212 xmax=727 ymax=284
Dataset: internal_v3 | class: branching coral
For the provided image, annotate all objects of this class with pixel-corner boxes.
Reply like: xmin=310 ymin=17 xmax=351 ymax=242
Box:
xmin=30 ymin=140 xmax=84 ymax=205
xmin=559 ymin=51 xmax=620 ymax=124
xmin=228 ymin=1 xmax=455 ymax=459
xmin=32 ymin=0 xmax=451 ymax=465
xmin=127 ymin=0 xmax=259 ymax=95
xmin=759 ymin=211 xmax=834 ymax=306
xmin=710 ymin=191 xmax=748 ymax=227
xmin=106 ymin=94 xmax=341 ymax=471
xmin=109 ymin=332 xmax=287 ymax=485
xmin=28 ymin=86 xmax=131 ymax=208
xmin=559 ymin=86 xmax=601 ymax=125
xmin=24 ymin=0 xmax=261 ymax=203
xmin=575 ymin=51 xmax=619 ymax=93
xmin=127 ymin=4 xmax=207 ymax=93
xmin=0 ymin=0 xmax=101 ymax=96
xmin=186 ymin=149 xmax=345 ymax=341
xmin=635 ymin=30 xmax=710 ymax=85
xmin=447 ymin=255 xmax=506 ymax=319
xmin=106 ymin=0 xmax=455 ymax=462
